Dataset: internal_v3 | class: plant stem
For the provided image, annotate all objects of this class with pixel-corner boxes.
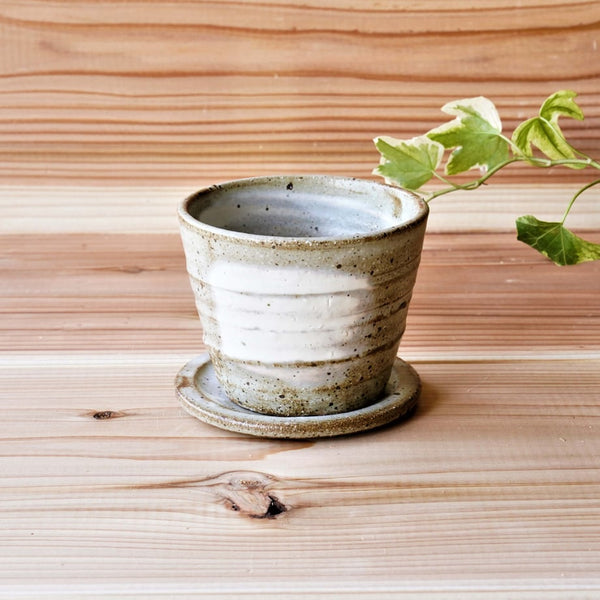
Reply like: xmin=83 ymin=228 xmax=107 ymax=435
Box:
xmin=561 ymin=178 xmax=600 ymax=224
xmin=427 ymin=158 xmax=521 ymax=201
xmin=427 ymin=155 xmax=600 ymax=203
xmin=524 ymin=156 xmax=600 ymax=169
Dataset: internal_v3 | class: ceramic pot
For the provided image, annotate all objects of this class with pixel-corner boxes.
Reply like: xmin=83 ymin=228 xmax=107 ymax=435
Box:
xmin=178 ymin=175 xmax=428 ymax=417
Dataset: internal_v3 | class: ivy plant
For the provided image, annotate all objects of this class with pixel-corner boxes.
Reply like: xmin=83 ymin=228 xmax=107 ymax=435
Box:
xmin=373 ymin=90 xmax=600 ymax=265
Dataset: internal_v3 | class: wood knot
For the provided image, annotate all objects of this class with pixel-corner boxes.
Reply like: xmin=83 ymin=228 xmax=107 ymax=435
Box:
xmin=207 ymin=471 xmax=288 ymax=519
xmin=93 ymin=411 xmax=114 ymax=420
xmin=91 ymin=410 xmax=127 ymax=420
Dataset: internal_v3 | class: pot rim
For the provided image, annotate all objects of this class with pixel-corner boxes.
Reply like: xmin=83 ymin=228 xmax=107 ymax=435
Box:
xmin=178 ymin=174 xmax=429 ymax=247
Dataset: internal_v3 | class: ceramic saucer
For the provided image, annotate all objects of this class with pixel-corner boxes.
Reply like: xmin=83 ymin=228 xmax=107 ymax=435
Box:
xmin=175 ymin=353 xmax=420 ymax=439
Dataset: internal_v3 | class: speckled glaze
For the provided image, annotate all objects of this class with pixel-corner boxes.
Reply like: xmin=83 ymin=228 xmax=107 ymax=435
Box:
xmin=178 ymin=175 xmax=428 ymax=417
xmin=176 ymin=353 xmax=421 ymax=439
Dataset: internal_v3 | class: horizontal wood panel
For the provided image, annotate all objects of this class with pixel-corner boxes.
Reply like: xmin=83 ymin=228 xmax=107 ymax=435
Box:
xmin=2 ymin=3 xmax=600 ymax=595
xmin=1 ymin=1 xmax=599 ymax=185
xmin=2 ymin=184 xmax=600 ymax=234
xmin=1 ymin=352 xmax=600 ymax=592
xmin=2 ymin=231 xmax=599 ymax=356
xmin=2 ymin=228 xmax=599 ymax=596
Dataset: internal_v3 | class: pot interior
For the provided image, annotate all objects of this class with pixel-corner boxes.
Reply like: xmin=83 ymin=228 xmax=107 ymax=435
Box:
xmin=185 ymin=176 xmax=423 ymax=239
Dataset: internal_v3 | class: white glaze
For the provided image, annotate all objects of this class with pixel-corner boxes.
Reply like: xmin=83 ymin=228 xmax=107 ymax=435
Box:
xmin=206 ymin=261 xmax=372 ymax=363
xmin=178 ymin=175 xmax=429 ymax=416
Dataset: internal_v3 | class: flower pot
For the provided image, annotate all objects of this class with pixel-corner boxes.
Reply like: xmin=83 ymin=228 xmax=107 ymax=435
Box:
xmin=176 ymin=175 xmax=428 ymax=436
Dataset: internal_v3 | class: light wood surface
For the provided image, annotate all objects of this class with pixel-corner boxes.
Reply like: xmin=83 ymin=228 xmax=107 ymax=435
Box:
xmin=1 ymin=0 xmax=599 ymax=186
xmin=2 ymin=1 xmax=600 ymax=597
xmin=3 ymin=184 xmax=600 ymax=234
xmin=2 ymin=228 xmax=600 ymax=598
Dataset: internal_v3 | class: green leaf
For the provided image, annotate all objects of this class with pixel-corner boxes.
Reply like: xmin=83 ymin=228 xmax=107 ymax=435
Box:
xmin=373 ymin=135 xmax=444 ymax=190
xmin=516 ymin=215 xmax=600 ymax=265
xmin=511 ymin=90 xmax=585 ymax=167
xmin=426 ymin=96 xmax=509 ymax=175
xmin=512 ymin=117 xmax=578 ymax=162
xmin=540 ymin=89 xmax=584 ymax=124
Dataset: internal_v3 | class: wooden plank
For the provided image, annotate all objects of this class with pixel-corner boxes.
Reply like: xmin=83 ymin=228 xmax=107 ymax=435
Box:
xmin=2 ymin=226 xmax=599 ymax=596
xmin=2 ymin=184 xmax=600 ymax=234
xmin=1 ymin=353 xmax=599 ymax=595
xmin=2 ymin=1 xmax=600 ymax=591
xmin=0 ymin=1 xmax=598 ymax=185
xmin=2 ymin=232 xmax=599 ymax=357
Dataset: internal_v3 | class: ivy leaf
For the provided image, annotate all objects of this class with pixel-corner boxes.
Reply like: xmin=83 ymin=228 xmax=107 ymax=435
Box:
xmin=540 ymin=89 xmax=585 ymax=123
xmin=427 ymin=96 xmax=509 ymax=175
xmin=516 ymin=215 xmax=600 ymax=265
xmin=511 ymin=90 xmax=585 ymax=167
xmin=373 ymin=135 xmax=444 ymax=190
xmin=512 ymin=118 xmax=575 ymax=162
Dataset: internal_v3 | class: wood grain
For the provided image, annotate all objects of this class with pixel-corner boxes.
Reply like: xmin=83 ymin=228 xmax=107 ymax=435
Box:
xmin=2 ymin=231 xmax=599 ymax=356
xmin=2 ymin=2 xmax=600 ymax=596
xmin=2 ymin=184 xmax=600 ymax=234
xmin=2 ymin=231 xmax=600 ymax=597
xmin=2 ymin=353 xmax=600 ymax=595
xmin=1 ymin=1 xmax=599 ymax=185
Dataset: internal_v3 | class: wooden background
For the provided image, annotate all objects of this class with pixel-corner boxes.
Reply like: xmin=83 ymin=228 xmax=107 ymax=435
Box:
xmin=2 ymin=2 xmax=600 ymax=598
xmin=1 ymin=0 xmax=599 ymax=188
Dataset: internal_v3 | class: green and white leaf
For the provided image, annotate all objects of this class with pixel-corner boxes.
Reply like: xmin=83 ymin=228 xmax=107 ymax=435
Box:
xmin=516 ymin=215 xmax=600 ymax=265
xmin=511 ymin=90 xmax=585 ymax=167
xmin=539 ymin=89 xmax=584 ymax=123
xmin=426 ymin=96 xmax=509 ymax=175
xmin=373 ymin=135 xmax=444 ymax=190
xmin=512 ymin=118 xmax=579 ymax=162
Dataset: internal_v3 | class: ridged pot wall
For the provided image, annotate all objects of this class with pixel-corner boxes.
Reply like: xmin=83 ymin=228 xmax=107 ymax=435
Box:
xmin=179 ymin=175 xmax=428 ymax=417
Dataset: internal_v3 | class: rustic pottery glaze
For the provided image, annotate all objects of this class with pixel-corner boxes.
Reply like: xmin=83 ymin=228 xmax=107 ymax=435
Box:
xmin=176 ymin=353 xmax=421 ymax=439
xmin=178 ymin=175 xmax=428 ymax=417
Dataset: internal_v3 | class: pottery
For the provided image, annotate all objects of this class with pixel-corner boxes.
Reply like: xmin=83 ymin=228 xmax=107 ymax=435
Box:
xmin=178 ymin=175 xmax=428 ymax=418
xmin=176 ymin=353 xmax=421 ymax=439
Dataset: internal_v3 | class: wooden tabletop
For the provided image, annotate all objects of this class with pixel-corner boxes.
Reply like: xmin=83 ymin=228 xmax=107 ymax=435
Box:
xmin=2 ymin=193 xmax=600 ymax=598
xmin=2 ymin=0 xmax=600 ymax=596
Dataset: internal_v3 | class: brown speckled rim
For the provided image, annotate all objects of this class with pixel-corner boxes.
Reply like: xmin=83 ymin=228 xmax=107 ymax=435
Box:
xmin=178 ymin=175 xmax=429 ymax=248
xmin=175 ymin=353 xmax=421 ymax=439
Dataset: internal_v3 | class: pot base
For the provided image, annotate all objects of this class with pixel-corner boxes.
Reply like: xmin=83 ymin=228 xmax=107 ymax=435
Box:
xmin=175 ymin=353 xmax=420 ymax=439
